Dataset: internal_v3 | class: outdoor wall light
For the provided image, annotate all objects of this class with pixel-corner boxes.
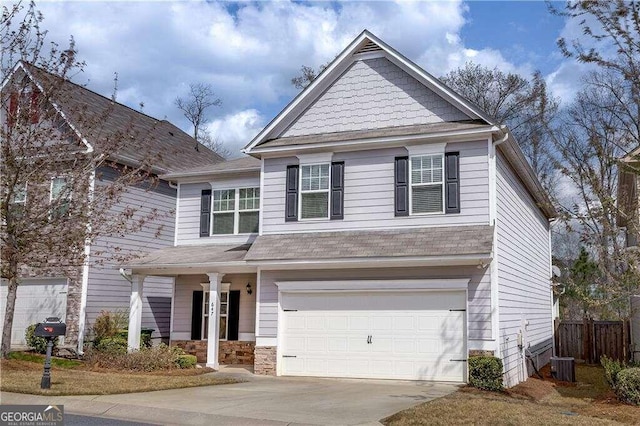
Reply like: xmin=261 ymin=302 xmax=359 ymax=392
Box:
xmin=246 ymin=283 xmax=253 ymax=295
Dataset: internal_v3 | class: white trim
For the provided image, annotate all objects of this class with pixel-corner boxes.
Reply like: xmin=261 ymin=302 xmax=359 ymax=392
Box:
xmin=489 ymin=138 xmax=500 ymax=350
xmin=276 ymin=287 xmax=283 ymax=377
xmin=406 ymin=142 xmax=446 ymax=156
xmin=238 ymin=332 xmax=256 ymax=341
xmin=274 ymin=279 xmax=470 ymax=292
xmin=296 ymin=152 xmax=334 ymax=165
xmin=255 ymin=268 xmax=262 ymax=339
xmin=76 ymin=169 xmax=95 ymax=354
xmin=243 ymin=30 xmax=493 ymax=153
xmin=252 ymin=127 xmax=496 ymax=156
xmin=169 ymin=278 xmax=176 ymax=344
xmin=256 ymin=337 xmax=277 ymax=346
xmin=259 ymin=159 xmax=265 ymax=236
xmin=171 ymin=332 xmax=191 ymax=340
xmin=174 ymin=183 xmax=181 ymax=246
xmin=210 ymin=185 xmax=261 ymax=236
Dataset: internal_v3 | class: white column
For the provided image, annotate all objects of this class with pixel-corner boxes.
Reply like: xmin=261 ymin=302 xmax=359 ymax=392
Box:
xmin=127 ymin=274 xmax=146 ymax=352
xmin=206 ymin=272 xmax=223 ymax=369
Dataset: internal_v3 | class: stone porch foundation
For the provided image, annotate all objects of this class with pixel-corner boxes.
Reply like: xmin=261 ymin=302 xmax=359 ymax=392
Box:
xmin=172 ymin=340 xmax=255 ymax=365
xmin=254 ymin=346 xmax=277 ymax=376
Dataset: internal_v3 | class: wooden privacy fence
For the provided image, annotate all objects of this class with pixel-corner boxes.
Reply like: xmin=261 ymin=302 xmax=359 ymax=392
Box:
xmin=555 ymin=319 xmax=631 ymax=364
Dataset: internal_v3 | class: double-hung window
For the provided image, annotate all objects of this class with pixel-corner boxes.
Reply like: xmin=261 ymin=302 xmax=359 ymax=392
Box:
xmin=50 ymin=177 xmax=70 ymax=218
xmin=212 ymin=189 xmax=235 ymax=234
xmin=238 ymin=188 xmax=260 ymax=233
xmin=410 ymin=154 xmax=444 ymax=214
xmin=300 ymin=164 xmax=330 ymax=219
xmin=210 ymin=187 xmax=260 ymax=235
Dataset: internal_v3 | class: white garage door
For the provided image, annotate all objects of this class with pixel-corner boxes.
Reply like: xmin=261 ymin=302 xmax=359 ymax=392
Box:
xmin=0 ymin=279 xmax=68 ymax=346
xmin=280 ymin=290 xmax=466 ymax=382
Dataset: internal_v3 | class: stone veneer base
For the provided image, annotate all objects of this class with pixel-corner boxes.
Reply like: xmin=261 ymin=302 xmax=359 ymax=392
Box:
xmin=254 ymin=346 xmax=277 ymax=376
xmin=171 ymin=340 xmax=255 ymax=365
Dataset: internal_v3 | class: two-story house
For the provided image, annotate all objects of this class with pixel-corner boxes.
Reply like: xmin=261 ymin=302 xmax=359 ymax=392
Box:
xmin=0 ymin=62 xmax=223 ymax=352
xmin=123 ymin=31 xmax=556 ymax=387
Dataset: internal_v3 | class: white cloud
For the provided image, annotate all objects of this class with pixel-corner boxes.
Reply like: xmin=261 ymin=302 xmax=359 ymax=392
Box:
xmin=205 ymin=109 xmax=266 ymax=157
xmin=26 ymin=0 xmax=541 ymax=156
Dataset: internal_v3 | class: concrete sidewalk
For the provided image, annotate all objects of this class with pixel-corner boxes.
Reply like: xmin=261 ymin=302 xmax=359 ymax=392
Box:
xmin=0 ymin=372 xmax=459 ymax=425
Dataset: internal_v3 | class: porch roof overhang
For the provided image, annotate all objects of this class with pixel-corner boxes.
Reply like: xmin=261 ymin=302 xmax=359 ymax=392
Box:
xmin=122 ymin=243 xmax=255 ymax=276
xmin=245 ymin=225 xmax=494 ymax=270
xmin=122 ymin=225 xmax=494 ymax=275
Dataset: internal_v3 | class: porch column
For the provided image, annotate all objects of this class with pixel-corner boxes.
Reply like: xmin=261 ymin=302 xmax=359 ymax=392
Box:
xmin=127 ymin=274 xmax=146 ymax=352
xmin=206 ymin=272 xmax=223 ymax=369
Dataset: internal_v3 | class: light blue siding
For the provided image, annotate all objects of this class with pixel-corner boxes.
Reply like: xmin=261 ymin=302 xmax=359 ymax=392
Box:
xmin=496 ymin=151 xmax=552 ymax=387
xmin=85 ymin=181 xmax=176 ymax=340
xmin=261 ymin=141 xmax=490 ymax=233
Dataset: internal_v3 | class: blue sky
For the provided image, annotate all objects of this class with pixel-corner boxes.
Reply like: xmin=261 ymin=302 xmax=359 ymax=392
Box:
xmin=19 ymin=1 xmax=587 ymax=156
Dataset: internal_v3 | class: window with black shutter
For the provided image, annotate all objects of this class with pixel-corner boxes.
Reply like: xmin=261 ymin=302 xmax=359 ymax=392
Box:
xmin=285 ymin=165 xmax=299 ymax=221
xmin=394 ymin=156 xmax=409 ymax=216
xmin=330 ymin=161 xmax=344 ymax=220
xmin=445 ymin=152 xmax=460 ymax=214
xmin=200 ymin=189 xmax=211 ymax=237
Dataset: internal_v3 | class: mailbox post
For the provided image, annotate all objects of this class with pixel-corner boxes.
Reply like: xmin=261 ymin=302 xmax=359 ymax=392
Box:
xmin=34 ymin=317 xmax=66 ymax=389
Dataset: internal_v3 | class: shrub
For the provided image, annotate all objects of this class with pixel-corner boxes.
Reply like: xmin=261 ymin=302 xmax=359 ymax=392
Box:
xmin=91 ymin=310 xmax=128 ymax=346
xmin=176 ymin=354 xmax=197 ymax=369
xmin=25 ymin=324 xmax=57 ymax=354
xmin=85 ymin=343 xmax=193 ymax=372
xmin=95 ymin=336 xmax=128 ymax=356
xmin=615 ymin=368 xmax=640 ymax=405
xmin=601 ymin=355 xmax=624 ymax=388
xmin=469 ymin=356 xmax=503 ymax=391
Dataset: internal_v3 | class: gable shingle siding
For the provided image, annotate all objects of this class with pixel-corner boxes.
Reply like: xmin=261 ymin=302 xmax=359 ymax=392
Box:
xmin=282 ymin=57 xmax=469 ymax=138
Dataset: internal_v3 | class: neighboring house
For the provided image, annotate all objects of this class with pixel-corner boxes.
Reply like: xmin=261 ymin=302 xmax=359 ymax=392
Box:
xmin=618 ymin=147 xmax=640 ymax=362
xmin=0 ymin=62 xmax=223 ymax=352
xmin=123 ymin=31 xmax=556 ymax=387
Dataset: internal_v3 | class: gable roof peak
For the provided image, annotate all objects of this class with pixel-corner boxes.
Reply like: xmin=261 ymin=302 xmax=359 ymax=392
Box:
xmin=243 ymin=30 xmax=496 ymax=154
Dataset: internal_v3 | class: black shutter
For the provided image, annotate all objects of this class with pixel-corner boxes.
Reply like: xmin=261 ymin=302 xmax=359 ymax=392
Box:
xmin=330 ymin=161 xmax=344 ymax=220
xmin=228 ymin=290 xmax=240 ymax=341
xmin=191 ymin=291 xmax=203 ymax=340
xmin=285 ymin=165 xmax=299 ymax=222
xmin=200 ymin=189 xmax=211 ymax=237
xmin=395 ymin=156 xmax=409 ymax=216
xmin=445 ymin=152 xmax=460 ymax=214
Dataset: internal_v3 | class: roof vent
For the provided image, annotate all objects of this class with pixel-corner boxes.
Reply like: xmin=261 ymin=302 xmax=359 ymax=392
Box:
xmin=355 ymin=40 xmax=382 ymax=55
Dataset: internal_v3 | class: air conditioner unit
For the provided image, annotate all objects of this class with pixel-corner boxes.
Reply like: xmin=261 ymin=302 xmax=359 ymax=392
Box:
xmin=550 ymin=356 xmax=575 ymax=382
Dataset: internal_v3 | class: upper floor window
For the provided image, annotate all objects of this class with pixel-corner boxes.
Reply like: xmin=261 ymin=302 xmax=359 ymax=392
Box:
xmin=410 ymin=154 xmax=444 ymax=214
xmin=300 ymin=164 xmax=330 ymax=219
xmin=11 ymin=183 xmax=27 ymax=204
xmin=210 ymin=187 xmax=260 ymax=235
xmin=50 ymin=177 xmax=71 ymax=218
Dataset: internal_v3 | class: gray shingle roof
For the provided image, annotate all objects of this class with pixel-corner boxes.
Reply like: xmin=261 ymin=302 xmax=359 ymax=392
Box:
xmin=257 ymin=121 xmax=491 ymax=149
xmin=161 ymin=156 xmax=261 ymax=180
xmin=126 ymin=243 xmax=251 ymax=268
xmin=244 ymin=225 xmax=493 ymax=261
xmin=22 ymin=63 xmax=224 ymax=173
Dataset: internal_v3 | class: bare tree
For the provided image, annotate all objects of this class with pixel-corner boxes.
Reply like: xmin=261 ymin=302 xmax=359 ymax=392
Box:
xmin=553 ymin=0 xmax=640 ymax=151
xmin=1 ymin=1 xmax=168 ymax=357
xmin=441 ymin=63 xmax=559 ymax=192
xmin=291 ymin=62 xmax=331 ymax=90
xmin=174 ymin=82 xmax=221 ymax=149
xmin=198 ymin=130 xmax=232 ymax=159
xmin=550 ymin=77 xmax=640 ymax=318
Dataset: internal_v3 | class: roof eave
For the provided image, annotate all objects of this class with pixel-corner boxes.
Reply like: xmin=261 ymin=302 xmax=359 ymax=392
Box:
xmin=160 ymin=166 xmax=261 ymax=181
xmin=250 ymin=126 xmax=498 ymax=157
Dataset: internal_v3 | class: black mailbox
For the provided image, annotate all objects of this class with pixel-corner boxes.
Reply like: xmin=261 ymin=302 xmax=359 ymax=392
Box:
xmin=34 ymin=317 xmax=66 ymax=338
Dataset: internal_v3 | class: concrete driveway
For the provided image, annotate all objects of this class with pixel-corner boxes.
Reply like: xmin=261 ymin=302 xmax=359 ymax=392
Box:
xmin=1 ymin=372 xmax=459 ymax=425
